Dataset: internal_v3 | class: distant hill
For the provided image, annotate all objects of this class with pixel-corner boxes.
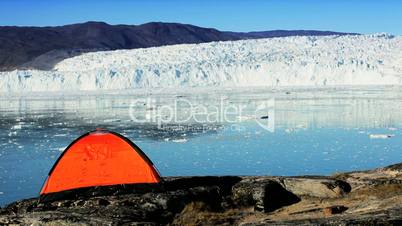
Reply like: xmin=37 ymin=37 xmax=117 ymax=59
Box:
xmin=0 ymin=21 xmax=357 ymax=71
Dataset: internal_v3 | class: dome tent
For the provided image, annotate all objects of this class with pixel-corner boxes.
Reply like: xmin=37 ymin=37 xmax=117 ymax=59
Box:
xmin=40 ymin=129 xmax=161 ymax=201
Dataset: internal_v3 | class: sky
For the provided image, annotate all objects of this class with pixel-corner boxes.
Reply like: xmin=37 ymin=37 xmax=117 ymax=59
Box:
xmin=0 ymin=0 xmax=401 ymax=35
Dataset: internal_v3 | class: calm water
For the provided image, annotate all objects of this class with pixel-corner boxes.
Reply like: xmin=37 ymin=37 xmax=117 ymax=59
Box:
xmin=1 ymin=87 xmax=402 ymax=206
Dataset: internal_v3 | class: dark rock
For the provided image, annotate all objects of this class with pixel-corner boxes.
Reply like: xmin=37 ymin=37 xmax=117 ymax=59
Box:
xmin=232 ymin=179 xmax=300 ymax=212
xmin=263 ymin=181 xmax=301 ymax=212
xmin=163 ymin=176 xmax=241 ymax=199
xmin=98 ymin=198 xmax=110 ymax=206
xmin=1 ymin=166 xmax=402 ymax=225
xmin=39 ymin=183 xmax=164 ymax=203
xmin=323 ymin=205 xmax=348 ymax=216
xmin=232 ymin=180 xmax=259 ymax=207
xmin=73 ymin=200 xmax=86 ymax=207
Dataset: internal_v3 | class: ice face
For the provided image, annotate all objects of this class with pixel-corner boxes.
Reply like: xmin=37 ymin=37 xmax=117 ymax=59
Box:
xmin=1 ymin=34 xmax=402 ymax=94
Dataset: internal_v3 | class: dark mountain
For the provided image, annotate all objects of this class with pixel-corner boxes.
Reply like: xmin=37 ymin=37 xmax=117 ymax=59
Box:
xmin=0 ymin=21 xmax=357 ymax=71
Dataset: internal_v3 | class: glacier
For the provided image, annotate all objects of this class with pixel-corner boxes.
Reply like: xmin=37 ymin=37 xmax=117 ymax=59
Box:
xmin=1 ymin=34 xmax=402 ymax=94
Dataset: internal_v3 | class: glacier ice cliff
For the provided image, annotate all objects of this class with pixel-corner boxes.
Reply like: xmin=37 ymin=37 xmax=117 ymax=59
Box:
xmin=1 ymin=34 xmax=401 ymax=94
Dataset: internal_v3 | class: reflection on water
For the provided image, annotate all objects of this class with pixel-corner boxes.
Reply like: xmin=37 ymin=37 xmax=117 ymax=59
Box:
xmin=0 ymin=87 xmax=402 ymax=206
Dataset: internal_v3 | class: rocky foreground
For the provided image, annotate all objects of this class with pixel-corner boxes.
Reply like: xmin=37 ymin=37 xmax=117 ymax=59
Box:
xmin=1 ymin=163 xmax=402 ymax=225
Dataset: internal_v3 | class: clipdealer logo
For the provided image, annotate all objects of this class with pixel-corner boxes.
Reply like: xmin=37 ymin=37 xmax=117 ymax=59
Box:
xmin=129 ymin=97 xmax=275 ymax=132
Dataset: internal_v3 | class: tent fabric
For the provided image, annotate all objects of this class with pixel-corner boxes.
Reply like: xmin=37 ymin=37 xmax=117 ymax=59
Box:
xmin=40 ymin=130 xmax=161 ymax=195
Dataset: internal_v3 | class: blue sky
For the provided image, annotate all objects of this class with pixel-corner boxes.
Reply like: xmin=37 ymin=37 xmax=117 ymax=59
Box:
xmin=1 ymin=0 xmax=401 ymax=34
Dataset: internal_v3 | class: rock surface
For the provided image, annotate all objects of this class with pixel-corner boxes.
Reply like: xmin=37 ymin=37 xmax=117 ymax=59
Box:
xmin=1 ymin=164 xmax=402 ymax=225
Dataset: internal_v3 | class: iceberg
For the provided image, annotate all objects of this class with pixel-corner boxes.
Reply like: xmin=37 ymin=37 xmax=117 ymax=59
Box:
xmin=369 ymin=134 xmax=395 ymax=139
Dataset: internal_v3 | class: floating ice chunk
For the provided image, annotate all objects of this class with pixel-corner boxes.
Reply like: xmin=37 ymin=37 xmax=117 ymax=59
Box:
xmin=11 ymin=125 xmax=22 ymax=130
xmin=103 ymin=119 xmax=121 ymax=123
xmin=388 ymin=127 xmax=398 ymax=131
xmin=171 ymin=138 xmax=188 ymax=143
xmin=369 ymin=134 xmax=395 ymax=139
xmin=57 ymin=147 xmax=67 ymax=152
xmin=8 ymin=131 xmax=17 ymax=136
xmin=53 ymin=134 xmax=67 ymax=137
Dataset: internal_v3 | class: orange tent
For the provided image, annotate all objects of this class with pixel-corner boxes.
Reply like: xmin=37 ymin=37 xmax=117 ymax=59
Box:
xmin=40 ymin=129 xmax=161 ymax=196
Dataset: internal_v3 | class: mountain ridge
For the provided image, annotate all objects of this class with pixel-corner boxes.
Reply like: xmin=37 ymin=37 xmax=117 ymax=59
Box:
xmin=0 ymin=21 xmax=357 ymax=71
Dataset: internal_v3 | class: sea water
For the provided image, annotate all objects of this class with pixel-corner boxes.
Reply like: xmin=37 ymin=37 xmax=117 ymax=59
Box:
xmin=0 ymin=87 xmax=402 ymax=206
